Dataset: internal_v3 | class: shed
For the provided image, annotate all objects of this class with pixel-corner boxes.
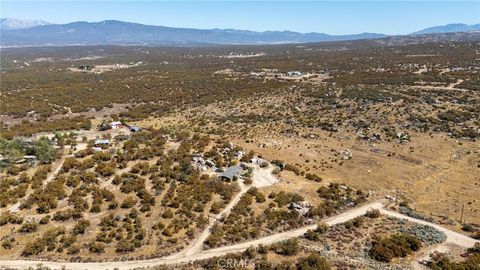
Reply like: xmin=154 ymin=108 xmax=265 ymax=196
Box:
xmin=94 ymin=139 xmax=110 ymax=146
xmin=23 ymin=155 xmax=37 ymax=162
xmin=129 ymin=126 xmax=142 ymax=132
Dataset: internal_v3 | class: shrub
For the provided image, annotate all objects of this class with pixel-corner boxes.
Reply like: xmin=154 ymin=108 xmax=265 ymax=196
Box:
xmin=369 ymin=233 xmax=422 ymax=262
xmin=365 ymin=209 xmax=381 ymax=218
xmin=272 ymin=239 xmax=300 ymax=256
xmin=296 ymin=252 xmax=331 ymax=270
xmin=305 ymin=173 xmax=322 ymax=182
xmin=304 ymin=229 xmax=320 ymax=241
xmin=39 ymin=215 xmax=50 ymax=224
xmin=22 ymin=238 xmax=45 ymax=256
xmin=18 ymin=221 xmax=38 ymax=233
xmin=316 ymin=222 xmax=328 ymax=234
xmin=0 ymin=211 xmax=23 ymax=226
xmin=352 ymin=216 xmax=365 ymax=227
xmin=461 ymin=223 xmax=475 ymax=233
xmin=116 ymin=238 xmax=136 ymax=253
xmin=73 ymin=219 xmax=90 ymax=235
xmin=88 ymin=242 xmax=105 ymax=253
xmin=284 ymin=164 xmax=301 ymax=175
xmin=121 ymin=196 xmax=137 ymax=208
xmin=67 ymin=245 xmax=80 ymax=255
xmin=1 ymin=238 xmax=14 ymax=249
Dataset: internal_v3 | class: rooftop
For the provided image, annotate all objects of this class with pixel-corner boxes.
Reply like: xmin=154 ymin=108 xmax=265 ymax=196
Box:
xmin=219 ymin=165 xmax=242 ymax=180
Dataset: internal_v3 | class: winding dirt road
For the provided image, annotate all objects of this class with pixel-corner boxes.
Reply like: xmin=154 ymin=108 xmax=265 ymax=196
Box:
xmin=1 ymin=164 xmax=477 ymax=270
xmin=0 ymin=202 xmax=383 ymax=270
xmin=1 ymin=201 xmax=478 ymax=270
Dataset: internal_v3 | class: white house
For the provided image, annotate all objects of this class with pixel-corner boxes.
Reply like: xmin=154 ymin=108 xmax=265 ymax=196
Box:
xmin=111 ymin=121 xmax=122 ymax=129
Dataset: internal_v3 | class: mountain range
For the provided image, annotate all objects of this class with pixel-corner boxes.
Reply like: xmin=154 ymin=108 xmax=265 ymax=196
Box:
xmin=1 ymin=19 xmax=479 ymax=47
xmin=412 ymin=23 xmax=480 ymax=35
xmin=0 ymin=18 xmax=50 ymax=30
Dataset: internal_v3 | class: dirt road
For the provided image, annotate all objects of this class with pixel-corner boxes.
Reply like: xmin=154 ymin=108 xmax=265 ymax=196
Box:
xmin=0 ymin=201 xmax=384 ymax=270
xmin=379 ymin=208 xmax=476 ymax=248
xmin=1 ymin=201 xmax=478 ymax=270
xmin=413 ymin=79 xmax=468 ymax=92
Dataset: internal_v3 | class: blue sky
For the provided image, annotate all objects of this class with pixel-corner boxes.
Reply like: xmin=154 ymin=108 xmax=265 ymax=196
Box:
xmin=1 ymin=1 xmax=479 ymax=35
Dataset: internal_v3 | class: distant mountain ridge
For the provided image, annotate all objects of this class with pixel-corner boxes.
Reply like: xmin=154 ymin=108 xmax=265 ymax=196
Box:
xmin=0 ymin=18 xmax=50 ymax=30
xmin=412 ymin=23 xmax=480 ymax=35
xmin=1 ymin=19 xmax=478 ymax=47
xmin=0 ymin=20 xmax=385 ymax=46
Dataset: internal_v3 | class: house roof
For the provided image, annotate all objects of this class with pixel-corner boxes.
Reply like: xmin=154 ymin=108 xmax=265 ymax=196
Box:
xmin=94 ymin=139 xmax=110 ymax=145
xmin=220 ymin=165 xmax=242 ymax=180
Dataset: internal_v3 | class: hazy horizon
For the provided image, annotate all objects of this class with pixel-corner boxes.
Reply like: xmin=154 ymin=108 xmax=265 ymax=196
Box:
xmin=1 ymin=1 xmax=479 ymax=35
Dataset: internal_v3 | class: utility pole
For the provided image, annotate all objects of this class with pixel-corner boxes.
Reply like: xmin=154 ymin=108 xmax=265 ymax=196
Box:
xmin=395 ymin=189 xmax=399 ymax=206
xmin=460 ymin=203 xmax=465 ymax=223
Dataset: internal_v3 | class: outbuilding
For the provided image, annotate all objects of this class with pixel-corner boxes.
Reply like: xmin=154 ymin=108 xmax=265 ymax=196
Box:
xmin=94 ymin=139 xmax=110 ymax=146
xmin=129 ymin=126 xmax=142 ymax=132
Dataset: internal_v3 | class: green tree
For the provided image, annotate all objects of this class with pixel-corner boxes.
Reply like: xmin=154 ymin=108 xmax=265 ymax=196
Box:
xmin=34 ymin=137 xmax=56 ymax=164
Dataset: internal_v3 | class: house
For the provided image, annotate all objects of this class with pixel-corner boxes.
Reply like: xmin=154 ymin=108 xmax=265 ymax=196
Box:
xmin=94 ymin=139 xmax=110 ymax=146
xmin=219 ymin=165 xmax=242 ymax=181
xmin=111 ymin=121 xmax=123 ymax=129
xmin=129 ymin=126 xmax=142 ymax=132
xmin=287 ymin=71 xmax=302 ymax=77
xmin=78 ymin=65 xmax=94 ymax=71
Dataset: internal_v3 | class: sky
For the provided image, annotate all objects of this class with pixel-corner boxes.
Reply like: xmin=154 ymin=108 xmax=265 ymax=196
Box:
xmin=1 ymin=1 xmax=479 ymax=35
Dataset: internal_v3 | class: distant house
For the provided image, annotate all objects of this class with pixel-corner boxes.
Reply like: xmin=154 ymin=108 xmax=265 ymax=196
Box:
xmin=92 ymin=147 xmax=103 ymax=152
xmin=111 ymin=121 xmax=123 ymax=129
xmin=129 ymin=126 xmax=142 ymax=132
xmin=78 ymin=65 xmax=94 ymax=71
xmin=287 ymin=71 xmax=302 ymax=77
xmin=15 ymin=155 xmax=37 ymax=164
xmin=219 ymin=165 xmax=242 ymax=181
xmin=94 ymin=139 xmax=110 ymax=146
